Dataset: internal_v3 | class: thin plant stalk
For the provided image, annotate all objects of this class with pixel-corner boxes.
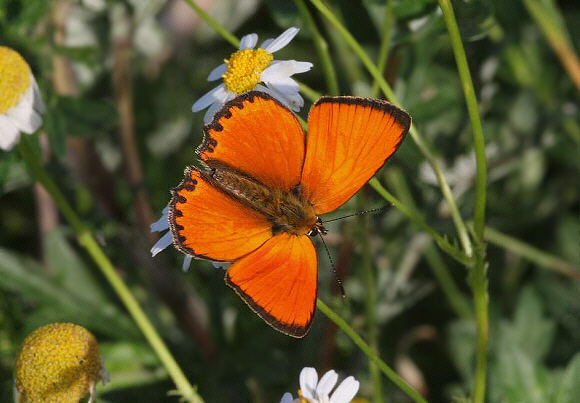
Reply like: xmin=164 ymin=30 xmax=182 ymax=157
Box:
xmin=438 ymin=1 xmax=489 ymax=402
xmin=17 ymin=137 xmax=204 ymax=403
xmin=182 ymin=0 xmax=239 ymax=47
xmin=308 ymin=0 xmax=474 ymax=258
xmin=369 ymin=178 xmax=470 ymax=266
xmin=293 ymin=0 xmax=339 ymax=95
xmin=482 ymin=226 xmax=580 ymax=279
xmin=438 ymin=0 xmax=486 ymax=240
xmin=387 ymin=168 xmax=473 ymax=319
xmin=372 ymin=0 xmax=395 ymax=98
xmin=316 ymin=299 xmax=429 ymax=403
xmin=522 ymin=0 xmax=580 ymax=93
xmin=356 ymin=194 xmax=383 ymax=402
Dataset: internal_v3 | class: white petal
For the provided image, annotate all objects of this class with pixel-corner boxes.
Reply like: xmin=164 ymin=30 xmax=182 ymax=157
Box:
xmin=0 ymin=115 xmax=21 ymax=150
xmin=182 ymin=256 xmax=193 ymax=272
xmin=316 ymin=370 xmax=338 ymax=398
xmin=192 ymin=84 xmax=227 ymax=112
xmin=279 ymin=392 xmax=294 ymax=403
xmin=264 ymin=82 xmax=304 ymax=112
xmin=262 ymin=60 xmax=313 ymax=80
xmin=207 ymin=63 xmax=227 ymax=81
xmin=150 ymin=231 xmax=173 ymax=257
xmin=255 ymin=84 xmax=290 ymax=108
xmin=150 ymin=206 xmax=170 ymax=232
xmin=239 ymin=33 xmax=258 ymax=50
xmin=259 ymin=38 xmax=274 ymax=49
xmin=329 ymin=377 xmax=359 ymax=403
xmin=7 ymin=85 xmax=43 ymax=134
xmin=263 ymin=27 xmax=300 ymax=53
xmin=32 ymin=77 xmax=46 ymax=114
xmin=203 ymin=97 xmax=225 ymax=123
xmin=299 ymin=367 xmax=318 ymax=399
xmin=211 ymin=261 xmax=230 ymax=270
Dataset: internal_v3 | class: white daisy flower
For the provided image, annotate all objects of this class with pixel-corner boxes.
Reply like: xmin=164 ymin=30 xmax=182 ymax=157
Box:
xmin=150 ymin=205 xmax=193 ymax=271
xmin=280 ymin=367 xmax=360 ymax=403
xmin=191 ymin=27 xmax=313 ymax=123
xmin=0 ymin=46 xmax=45 ymax=151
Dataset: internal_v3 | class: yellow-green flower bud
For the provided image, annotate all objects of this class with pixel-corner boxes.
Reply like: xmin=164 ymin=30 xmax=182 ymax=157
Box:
xmin=15 ymin=323 xmax=108 ymax=403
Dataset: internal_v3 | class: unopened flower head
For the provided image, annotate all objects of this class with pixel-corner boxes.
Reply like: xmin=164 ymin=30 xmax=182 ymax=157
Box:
xmin=0 ymin=46 xmax=45 ymax=150
xmin=15 ymin=323 xmax=109 ymax=403
xmin=280 ymin=367 xmax=360 ymax=403
xmin=192 ymin=27 xmax=313 ymax=123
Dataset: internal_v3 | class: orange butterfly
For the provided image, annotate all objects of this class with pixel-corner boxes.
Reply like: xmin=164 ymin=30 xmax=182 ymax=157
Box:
xmin=169 ymin=91 xmax=411 ymax=337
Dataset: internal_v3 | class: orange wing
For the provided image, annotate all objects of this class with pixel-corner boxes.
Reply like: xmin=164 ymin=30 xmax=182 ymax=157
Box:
xmin=169 ymin=166 xmax=273 ymax=262
xmin=197 ymin=91 xmax=306 ymax=191
xmin=300 ymin=97 xmax=411 ymax=215
xmin=225 ymin=233 xmax=317 ymax=338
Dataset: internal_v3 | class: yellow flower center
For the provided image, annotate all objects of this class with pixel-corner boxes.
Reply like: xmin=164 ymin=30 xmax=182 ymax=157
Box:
xmin=0 ymin=46 xmax=32 ymax=114
xmin=222 ymin=49 xmax=273 ymax=94
xmin=15 ymin=323 xmax=103 ymax=403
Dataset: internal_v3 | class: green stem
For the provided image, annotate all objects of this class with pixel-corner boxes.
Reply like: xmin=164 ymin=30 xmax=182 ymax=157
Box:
xmin=309 ymin=0 xmax=473 ymax=258
xmin=369 ymin=178 xmax=470 ymax=266
xmin=522 ymin=0 xmax=580 ymax=93
xmin=299 ymin=82 xmax=322 ymax=103
xmin=356 ymin=194 xmax=383 ymax=402
xmin=372 ymin=0 xmax=395 ymax=98
xmin=482 ymin=225 xmax=580 ymax=279
xmin=387 ymin=168 xmax=473 ymax=319
xmin=470 ymin=252 xmax=488 ymax=403
xmin=438 ymin=0 xmax=486 ymax=241
xmin=438 ymin=2 xmax=489 ymax=402
xmin=293 ymin=0 xmax=339 ymax=95
xmin=181 ymin=0 xmax=239 ymax=47
xmin=17 ymin=137 xmax=203 ymax=403
xmin=317 ymin=299 xmax=429 ymax=403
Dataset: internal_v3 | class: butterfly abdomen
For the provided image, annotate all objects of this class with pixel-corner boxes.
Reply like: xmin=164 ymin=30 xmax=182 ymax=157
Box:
xmin=203 ymin=167 xmax=318 ymax=236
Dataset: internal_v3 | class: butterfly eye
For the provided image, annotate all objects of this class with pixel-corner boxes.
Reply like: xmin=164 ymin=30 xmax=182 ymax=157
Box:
xmin=308 ymin=218 xmax=327 ymax=237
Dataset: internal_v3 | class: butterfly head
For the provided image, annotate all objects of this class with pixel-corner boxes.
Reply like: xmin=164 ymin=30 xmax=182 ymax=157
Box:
xmin=307 ymin=217 xmax=327 ymax=237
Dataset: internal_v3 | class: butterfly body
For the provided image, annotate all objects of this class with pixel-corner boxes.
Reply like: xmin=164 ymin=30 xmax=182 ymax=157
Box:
xmin=204 ymin=163 xmax=320 ymax=237
xmin=169 ymin=91 xmax=411 ymax=337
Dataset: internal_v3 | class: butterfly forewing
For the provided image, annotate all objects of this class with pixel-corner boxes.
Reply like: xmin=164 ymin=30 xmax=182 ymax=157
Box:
xmin=300 ymin=97 xmax=411 ymax=215
xmin=198 ymin=92 xmax=306 ymax=192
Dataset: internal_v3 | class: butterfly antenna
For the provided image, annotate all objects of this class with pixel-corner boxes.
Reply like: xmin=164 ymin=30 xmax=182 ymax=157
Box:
xmin=318 ymin=233 xmax=345 ymax=298
xmin=322 ymin=205 xmax=390 ymax=224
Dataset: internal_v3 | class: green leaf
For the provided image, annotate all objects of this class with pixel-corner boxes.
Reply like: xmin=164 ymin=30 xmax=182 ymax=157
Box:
xmin=0 ymin=247 xmax=139 ymax=339
xmin=555 ymin=353 xmax=580 ymax=403
xmin=499 ymin=286 xmax=556 ymax=363
xmin=98 ymin=341 xmax=168 ymax=393
xmin=56 ymin=96 xmax=119 ymax=138
xmin=44 ymin=228 xmax=109 ymax=307
xmin=44 ymin=101 xmax=68 ymax=161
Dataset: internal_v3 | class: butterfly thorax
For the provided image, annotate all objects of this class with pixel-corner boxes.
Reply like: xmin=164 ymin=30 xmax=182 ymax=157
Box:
xmin=203 ymin=166 xmax=320 ymax=236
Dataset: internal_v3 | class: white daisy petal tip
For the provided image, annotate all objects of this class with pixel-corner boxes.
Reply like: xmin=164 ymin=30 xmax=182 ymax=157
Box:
xmin=263 ymin=27 xmax=300 ymax=53
xmin=287 ymin=367 xmax=359 ymax=403
xmin=239 ymin=33 xmax=259 ymax=50
xmin=150 ymin=231 xmax=173 ymax=257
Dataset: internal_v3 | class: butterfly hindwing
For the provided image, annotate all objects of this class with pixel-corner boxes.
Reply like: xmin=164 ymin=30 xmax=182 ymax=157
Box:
xmin=300 ymin=97 xmax=411 ymax=215
xmin=225 ymin=233 xmax=318 ymax=338
xmin=169 ymin=166 xmax=273 ymax=262
xmin=198 ymin=91 xmax=306 ymax=192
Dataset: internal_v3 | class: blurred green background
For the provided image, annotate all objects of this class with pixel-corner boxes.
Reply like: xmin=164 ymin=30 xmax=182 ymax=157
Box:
xmin=0 ymin=0 xmax=579 ymax=402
